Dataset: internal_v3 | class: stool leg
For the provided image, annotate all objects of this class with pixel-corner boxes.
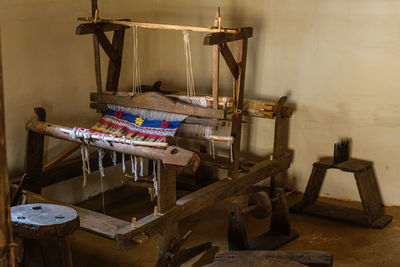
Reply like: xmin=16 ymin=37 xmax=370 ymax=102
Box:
xmin=355 ymin=167 xmax=384 ymax=222
xmin=299 ymin=166 xmax=327 ymax=208
xmin=58 ymin=236 xmax=73 ymax=267
xmin=39 ymin=239 xmax=54 ymax=267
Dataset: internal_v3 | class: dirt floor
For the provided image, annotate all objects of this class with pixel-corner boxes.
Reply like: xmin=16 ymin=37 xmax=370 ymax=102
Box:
xmin=24 ymin=186 xmax=400 ymax=266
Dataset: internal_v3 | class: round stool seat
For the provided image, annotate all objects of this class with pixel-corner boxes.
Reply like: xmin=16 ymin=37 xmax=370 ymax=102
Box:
xmin=11 ymin=203 xmax=79 ymax=239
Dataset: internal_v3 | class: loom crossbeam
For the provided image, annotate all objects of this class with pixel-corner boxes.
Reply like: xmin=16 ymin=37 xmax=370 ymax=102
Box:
xmin=90 ymin=92 xmax=225 ymax=119
xmin=26 ymin=120 xmax=200 ymax=171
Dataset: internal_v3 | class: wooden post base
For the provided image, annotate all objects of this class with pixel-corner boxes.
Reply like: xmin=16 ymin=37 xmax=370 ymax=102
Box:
xmin=291 ymin=157 xmax=392 ymax=229
xmin=228 ymin=190 xmax=298 ymax=251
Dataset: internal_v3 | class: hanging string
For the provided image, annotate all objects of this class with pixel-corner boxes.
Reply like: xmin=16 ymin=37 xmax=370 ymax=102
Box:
xmin=139 ymin=157 xmax=144 ymax=177
xmin=97 ymin=149 xmax=106 ymax=214
xmin=132 ymin=26 xmax=142 ymax=95
xmin=111 ymin=151 xmax=117 ymax=166
xmin=80 ymin=145 xmax=91 ymax=188
xmin=122 ymin=153 xmax=126 ymax=173
xmin=153 ymin=160 xmax=158 ymax=196
xmin=183 ymin=30 xmax=196 ymax=97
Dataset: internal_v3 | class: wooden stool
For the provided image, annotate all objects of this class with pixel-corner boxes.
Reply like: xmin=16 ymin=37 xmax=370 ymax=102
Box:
xmin=291 ymin=157 xmax=392 ymax=228
xmin=11 ymin=204 xmax=79 ymax=267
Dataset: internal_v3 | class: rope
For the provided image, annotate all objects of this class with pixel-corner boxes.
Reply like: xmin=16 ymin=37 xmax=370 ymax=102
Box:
xmin=80 ymin=145 xmax=91 ymax=188
xmin=132 ymin=26 xmax=142 ymax=95
xmin=183 ymin=30 xmax=196 ymax=97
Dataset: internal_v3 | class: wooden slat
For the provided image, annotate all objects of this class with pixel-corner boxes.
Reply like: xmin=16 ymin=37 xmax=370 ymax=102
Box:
xmin=78 ymin=17 xmax=239 ymax=34
xmin=203 ymin=27 xmax=253 ymax=45
xmin=115 ymin=152 xmax=293 ymax=249
xmin=91 ymin=0 xmax=102 ymax=94
xmin=90 ymin=92 xmax=225 ymax=119
xmin=22 ymin=189 xmax=130 ymax=240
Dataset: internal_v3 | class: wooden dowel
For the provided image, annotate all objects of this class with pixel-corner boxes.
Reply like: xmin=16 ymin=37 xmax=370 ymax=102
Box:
xmin=43 ymin=144 xmax=80 ymax=171
xmin=78 ymin=17 xmax=240 ymax=34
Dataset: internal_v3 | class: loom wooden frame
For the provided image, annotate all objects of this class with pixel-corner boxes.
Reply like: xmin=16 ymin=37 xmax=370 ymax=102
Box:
xmin=19 ymin=1 xmax=294 ymax=265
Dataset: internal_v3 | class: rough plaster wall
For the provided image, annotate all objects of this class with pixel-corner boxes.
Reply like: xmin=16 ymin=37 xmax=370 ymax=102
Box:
xmin=2 ymin=0 xmax=400 ymax=204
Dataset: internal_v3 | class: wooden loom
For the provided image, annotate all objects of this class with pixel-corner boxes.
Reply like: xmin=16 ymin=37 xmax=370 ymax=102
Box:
xmin=16 ymin=3 xmax=295 ymax=266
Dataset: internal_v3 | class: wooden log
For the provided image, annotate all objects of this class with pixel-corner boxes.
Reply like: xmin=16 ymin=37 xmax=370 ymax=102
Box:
xmin=204 ymin=27 xmax=253 ymax=45
xmin=90 ymin=92 xmax=225 ymax=119
xmin=115 ymin=151 xmax=293 ymax=249
xmin=0 ymin=26 xmax=16 ymax=267
xmin=78 ymin=17 xmax=239 ymax=34
xmin=25 ymin=120 xmax=199 ymax=170
xmin=209 ymin=251 xmax=333 ymax=267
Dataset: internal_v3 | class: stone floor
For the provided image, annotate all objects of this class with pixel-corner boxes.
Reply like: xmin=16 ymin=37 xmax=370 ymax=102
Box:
xmin=36 ymin=186 xmax=400 ymax=266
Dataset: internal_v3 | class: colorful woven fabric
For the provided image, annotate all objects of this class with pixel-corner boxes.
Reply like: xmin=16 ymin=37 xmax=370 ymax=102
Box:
xmin=90 ymin=108 xmax=186 ymax=142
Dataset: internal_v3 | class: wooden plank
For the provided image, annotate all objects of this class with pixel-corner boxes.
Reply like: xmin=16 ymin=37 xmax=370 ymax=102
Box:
xmin=0 ymin=26 xmax=16 ymax=267
xmin=22 ymin=189 xmax=131 ymax=240
xmin=76 ymin=23 xmax=128 ymax=35
xmin=78 ymin=17 xmax=240 ymax=34
xmin=218 ymin=43 xmax=238 ymax=80
xmin=211 ymin=251 xmax=333 ymax=267
xmin=157 ymin=163 xmax=178 ymax=256
xmin=203 ymin=27 xmax=253 ymax=46
xmin=228 ymin=38 xmax=248 ymax=179
xmin=105 ymin=28 xmax=125 ymax=91
xmin=315 ymin=157 xmax=372 ymax=172
xmin=90 ymin=92 xmax=225 ymax=119
xmin=212 ymin=9 xmax=220 ymax=109
xmin=114 ymin=152 xmax=293 ymax=249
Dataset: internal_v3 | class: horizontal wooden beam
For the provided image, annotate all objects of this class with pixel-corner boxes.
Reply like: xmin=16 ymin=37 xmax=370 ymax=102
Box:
xmin=26 ymin=120 xmax=200 ymax=171
xmin=90 ymin=92 xmax=225 ymax=119
xmin=204 ymin=27 xmax=253 ymax=45
xmin=89 ymin=102 xmax=226 ymax=127
xmin=115 ymin=151 xmax=293 ymax=249
xmin=76 ymin=23 xmax=128 ymax=35
xmin=78 ymin=17 xmax=240 ymax=34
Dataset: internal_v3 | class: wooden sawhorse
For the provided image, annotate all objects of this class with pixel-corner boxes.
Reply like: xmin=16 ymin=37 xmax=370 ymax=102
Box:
xmin=291 ymin=157 xmax=392 ymax=228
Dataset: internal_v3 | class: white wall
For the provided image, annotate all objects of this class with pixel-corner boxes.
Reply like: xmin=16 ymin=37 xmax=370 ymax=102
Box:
xmin=1 ymin=0 xmax=400 ymax=205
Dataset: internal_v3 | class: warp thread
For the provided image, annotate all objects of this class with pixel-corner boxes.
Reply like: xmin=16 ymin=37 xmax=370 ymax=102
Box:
xmin=153 ymin=160 xmax=158 ymax=196
xmin=122 ymin=153 xmax=126 ymax=173
xmin=183 ymin=30 xmax=196 ymax=97
xmin=98 ymin=148 xmax=106 ymax=214
xmin=80 ymin=145 xmax=91 ymax=188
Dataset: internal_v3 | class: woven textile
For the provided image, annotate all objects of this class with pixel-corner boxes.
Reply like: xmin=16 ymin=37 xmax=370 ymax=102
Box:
xmin=89 ymin=107 xmax=187 ymax=143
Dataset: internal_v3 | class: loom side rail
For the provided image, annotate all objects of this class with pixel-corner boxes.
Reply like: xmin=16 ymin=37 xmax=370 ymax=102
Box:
xmin=25 ymin=119 xmax=200 ymax=171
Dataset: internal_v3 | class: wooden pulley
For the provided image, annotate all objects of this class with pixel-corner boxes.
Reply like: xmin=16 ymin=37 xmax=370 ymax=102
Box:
xmin=244 ymin=191 xmax=272 ymax=219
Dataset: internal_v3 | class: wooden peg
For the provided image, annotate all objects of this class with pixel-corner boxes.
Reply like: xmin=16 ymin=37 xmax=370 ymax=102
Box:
xmin=94 ymin=9 xmax=99 ymax=23
xmin=131 ymin=217 xmax=136 ymax=228
xmin=154 ymin=206 xmax=158 ymax=216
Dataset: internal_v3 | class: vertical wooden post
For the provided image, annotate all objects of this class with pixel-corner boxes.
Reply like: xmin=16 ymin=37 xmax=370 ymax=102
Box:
xmin=105 ymin=28 xmax=126 ymax=92
xmin=228 ymin=39 xmax=248 ymax=179
xmin=91 ymin=0 xmax=102 ymax=94
xmin=212 ymin=8 xmax=220 ymax=109
xmin=157 ymin=162 xmax=178 ymax=256
xmin=0 ymin=26 xmax=16 ymax=267
xmin=24 ymin=108 xmax=46 ymax=193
